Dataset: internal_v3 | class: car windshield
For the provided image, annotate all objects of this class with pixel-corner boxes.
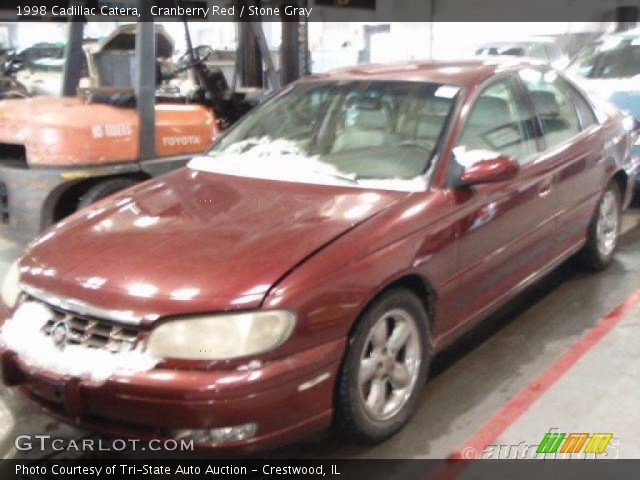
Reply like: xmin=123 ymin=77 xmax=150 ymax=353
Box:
xmin=475 ymin=45 xmax=527 ymax=57
xmin=29 ymin=58 xmax=64 ymax=72
xmin=567 ymin=37 xmax=640 ymax=79
xmin=193 ymin=80 xmax=459 ymax=190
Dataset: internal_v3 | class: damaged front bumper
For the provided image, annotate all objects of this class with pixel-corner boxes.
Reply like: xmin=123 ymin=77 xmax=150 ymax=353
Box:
xmin=0 ymin=337 xmax=344 ymax=453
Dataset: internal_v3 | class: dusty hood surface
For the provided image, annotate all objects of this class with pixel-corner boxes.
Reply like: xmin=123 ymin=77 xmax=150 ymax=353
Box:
xmin=19 ymin=168 xmax=407 ymax=323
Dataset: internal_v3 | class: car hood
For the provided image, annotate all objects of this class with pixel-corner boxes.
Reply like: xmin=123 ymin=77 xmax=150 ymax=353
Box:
xmin=19 ymin=168 xmax=406 ymax=324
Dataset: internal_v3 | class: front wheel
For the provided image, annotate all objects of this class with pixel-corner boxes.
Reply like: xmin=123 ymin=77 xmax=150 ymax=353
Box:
xmin=336 ymin=288 xmax=430 ymax=444
xmin=77 ymin=177 xmax=139 ymax=210
xmin=578 ymin=181 xmax=622 ymax=271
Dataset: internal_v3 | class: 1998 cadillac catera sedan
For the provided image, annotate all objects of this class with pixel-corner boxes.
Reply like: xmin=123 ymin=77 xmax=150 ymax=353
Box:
xmin=1 ymin=60 xmax=638 ymax=452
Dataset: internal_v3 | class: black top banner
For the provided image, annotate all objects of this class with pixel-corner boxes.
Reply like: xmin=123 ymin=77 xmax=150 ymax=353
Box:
xmin=0 ymin=0 xmax=638 ymax=22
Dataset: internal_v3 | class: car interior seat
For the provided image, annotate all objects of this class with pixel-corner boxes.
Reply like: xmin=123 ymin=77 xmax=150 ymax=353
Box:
xmin=530 ymin=90 xmax=572 ymax=144
xmin=396 ymin=96 xmax=451 ymax=144
xmin=332 ymin=98 xmax=399 ymax=153
xmin=459 ymin=96 xmax=512 ymax=152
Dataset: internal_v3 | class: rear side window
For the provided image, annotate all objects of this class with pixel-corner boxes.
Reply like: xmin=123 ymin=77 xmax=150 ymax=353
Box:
xmin=456 ymin=75 xmax=538 ymax=163
xmin=519 ymin=69 xmax=581 ymax=149
xmin=569 ymin=87 xmax=598 ymax=129
xmin=501 ymin=47 xmax=525 ymax=57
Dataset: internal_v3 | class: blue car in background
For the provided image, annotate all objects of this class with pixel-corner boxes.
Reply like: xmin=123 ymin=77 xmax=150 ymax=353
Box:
xmin=565 ymin=29 xmax=640 ymax=157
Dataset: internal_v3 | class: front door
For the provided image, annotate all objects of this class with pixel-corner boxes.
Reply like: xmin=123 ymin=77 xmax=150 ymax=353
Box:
xmin=442 ymin=74 xmax=556 ymax=336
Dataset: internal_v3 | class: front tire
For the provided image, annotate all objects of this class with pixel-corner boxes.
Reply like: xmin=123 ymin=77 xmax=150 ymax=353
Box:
xmin=336 ymin=288 xmax=430 ymax=444
xmin=578 ymin=181 xmax=621 ymax=271
xmin=77 ymin=178 xmax=138 ymax=210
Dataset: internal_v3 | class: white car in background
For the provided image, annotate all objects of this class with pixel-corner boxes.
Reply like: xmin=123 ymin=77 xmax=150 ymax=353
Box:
xmin=12 ymin=25 xmax=175 ymax=97
xmin=564 ymin=29 xmax=640 ymax=126
xmin=472 ymin=38 xmax=570 ymax=69
xmin=15 ymin=58 xmax=66 ymax=96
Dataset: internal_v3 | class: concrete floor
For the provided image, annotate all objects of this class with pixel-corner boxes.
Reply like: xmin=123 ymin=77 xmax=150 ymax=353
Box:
xmin=1 ymin=210 xmax=640 ymax=460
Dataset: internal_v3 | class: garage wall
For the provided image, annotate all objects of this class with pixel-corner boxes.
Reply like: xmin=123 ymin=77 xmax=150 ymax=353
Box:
xmin=308 ymin=21 xmax=614 ymax=73
xmin=429 ymin=22 xmax=613 ymax=59
xmin=307 ymin=0 xmax=625 ymax=72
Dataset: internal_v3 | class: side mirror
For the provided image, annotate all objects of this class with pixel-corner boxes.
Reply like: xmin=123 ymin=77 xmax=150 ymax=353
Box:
xmin=458 ymin=152 xmax=519 ymax=187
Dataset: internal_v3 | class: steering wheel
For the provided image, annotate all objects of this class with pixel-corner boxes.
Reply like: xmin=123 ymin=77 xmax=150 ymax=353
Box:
xmin=174 ymin=45 xmax=214 ymax=73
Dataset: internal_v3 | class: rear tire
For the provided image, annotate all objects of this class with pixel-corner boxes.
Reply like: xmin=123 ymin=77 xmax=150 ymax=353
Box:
xmin=336 ymin=288 xmax=430 ymax=444
xmin=77 ymin=178 xmax=138 ymax=210
xmin=578 ymin=181 xmax=621 ymax=271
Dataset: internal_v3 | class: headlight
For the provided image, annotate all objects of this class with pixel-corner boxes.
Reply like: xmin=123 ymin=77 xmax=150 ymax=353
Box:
xmin=147 ymin=310 xmax=296 ymax=360
xmin=1 ymin=260 xmax=21 ymax=308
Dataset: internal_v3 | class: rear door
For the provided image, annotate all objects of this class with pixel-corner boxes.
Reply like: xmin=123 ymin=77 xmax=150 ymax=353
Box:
xmin=519 ymin=68 xmax=605 ymax=256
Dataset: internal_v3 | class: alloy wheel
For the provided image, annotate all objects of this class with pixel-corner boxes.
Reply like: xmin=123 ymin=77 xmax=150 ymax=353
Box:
xmin=596 ymin=189 xmax=620 ymax=257
xmin=358 ymin=308 xmax=422 ymax=421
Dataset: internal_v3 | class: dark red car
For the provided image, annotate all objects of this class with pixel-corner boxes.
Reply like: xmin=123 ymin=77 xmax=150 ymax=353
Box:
xmin=1 ymin=60 xmax=638 ymax=452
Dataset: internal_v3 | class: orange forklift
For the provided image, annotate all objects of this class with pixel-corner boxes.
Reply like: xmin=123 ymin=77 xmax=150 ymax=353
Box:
xmin=0 ymin=0 xmax=284 ymax=241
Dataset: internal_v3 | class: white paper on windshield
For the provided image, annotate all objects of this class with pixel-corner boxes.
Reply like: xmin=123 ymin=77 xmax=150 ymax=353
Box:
xmin=188 ymin=137 xmax=428 ymax=193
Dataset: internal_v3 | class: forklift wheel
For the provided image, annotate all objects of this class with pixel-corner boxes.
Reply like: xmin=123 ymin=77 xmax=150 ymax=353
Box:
xmin=77 ymin=178 xmax=139 ymax=210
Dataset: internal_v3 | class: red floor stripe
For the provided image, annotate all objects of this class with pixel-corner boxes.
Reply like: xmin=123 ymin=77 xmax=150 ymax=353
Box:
xmin=425 ymin=285 xmax=640 ymax=480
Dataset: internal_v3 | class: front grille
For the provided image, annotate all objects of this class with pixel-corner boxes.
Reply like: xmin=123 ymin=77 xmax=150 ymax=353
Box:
xmin=29 ymin=297 xmax=142 ymax=353
xmin=0 ymin=182 xmax=7 ymax=224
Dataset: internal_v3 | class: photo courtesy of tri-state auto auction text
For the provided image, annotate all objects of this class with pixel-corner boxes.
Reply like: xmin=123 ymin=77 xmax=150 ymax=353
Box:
xmin=0 ymin=0 xmax=638 ymax=478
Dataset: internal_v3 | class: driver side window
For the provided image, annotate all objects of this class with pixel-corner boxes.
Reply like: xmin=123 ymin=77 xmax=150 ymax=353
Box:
xmin=456 ymin=76 xmax=538 ymax=164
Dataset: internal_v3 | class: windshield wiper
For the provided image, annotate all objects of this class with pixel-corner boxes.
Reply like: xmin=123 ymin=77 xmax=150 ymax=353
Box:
xmin=310 ymin=169 xmax=359 ymax=184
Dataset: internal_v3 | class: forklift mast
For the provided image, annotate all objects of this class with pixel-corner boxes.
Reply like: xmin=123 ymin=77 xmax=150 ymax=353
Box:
xmin=136 ymin=1 xmax=157 ymax=161
xmin=59 ymin=0 xmax=157 ymax=160
xmin=59 ymin=0 xmax=294 ymax=162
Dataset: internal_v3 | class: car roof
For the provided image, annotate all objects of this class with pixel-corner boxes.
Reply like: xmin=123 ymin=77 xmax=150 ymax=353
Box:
xmin=305 ymin=59 xmax=547 ymax=89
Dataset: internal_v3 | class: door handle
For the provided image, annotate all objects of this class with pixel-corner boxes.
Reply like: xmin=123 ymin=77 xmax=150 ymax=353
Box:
xmin=538 ymin=184 xmax=552 ymax=199
xmin=597 ymin=149 xmax=607 ymax=163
